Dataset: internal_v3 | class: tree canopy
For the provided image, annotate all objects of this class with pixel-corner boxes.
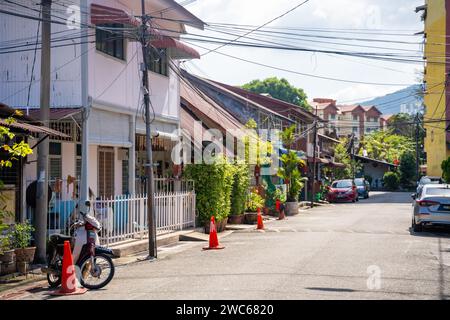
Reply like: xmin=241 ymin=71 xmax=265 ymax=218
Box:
xmin=242 ymin=77 xmax=311 ymax=111
xmin=359 ymin=130 xmax=414 ymax=164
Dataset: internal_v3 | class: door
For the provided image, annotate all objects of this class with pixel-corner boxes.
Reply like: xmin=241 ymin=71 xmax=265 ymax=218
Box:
xmin=98 ymin=147 xmax=114 ymax=198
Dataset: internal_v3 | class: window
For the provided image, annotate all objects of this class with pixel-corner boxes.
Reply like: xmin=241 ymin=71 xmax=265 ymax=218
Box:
xmin=147 ymin=47 xmax=168 ymax=76
xmin=353 ymin=115 xmax=359 ymax=121
xmin=330 ymin=114 xmax=336 ymax=120
xmin=98 ymin=147 xmax=115 ymax=197
xmin=96 ymin=23 xmax=125 ymax=60
xmin=49 ymin=142 xmax=62 ymax=180
xmin=75 ymin=144 xmax=82 ymax=179
xmin=352 ymin=127 xmax=359 ymax=133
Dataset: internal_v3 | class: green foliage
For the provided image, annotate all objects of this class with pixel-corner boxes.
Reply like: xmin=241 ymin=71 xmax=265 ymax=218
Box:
xmin=243 ymin=119 xmax=273 ymax=166
xmin=277 ymin=151 xmax=306 ymax=202
xmin=230 ymin=162 xmax=250 ymax=216
xmin=242 ymin=77 xmax=311 ymax=111
xmin=245 ymin=191 xmax=264 ymax=212
xmin=280 ymin=125 xmax=297 ymax=149
xmin=387 ymin=113 xmax=415 ymax=138
xmin=184 ymin=157 xmax=235 ymax=225
xmin=399 ymin=151 xmax=417 ymax=188
xmin=1 ymin=114 xmax=33 ymax=168
xmin=442 ymin=157 xmax=450 ymax=183
xmin=359 ymin=130 xmax=414 ymax=163
xmin=261 ymin=180 xmax=286 ymax=210
xmin=332 ymin=139 xmax=362 ymax=180
xmin=9 ymin=221 xmax=34 ymax=249
xmin=0 ymin=181 xmax=13 ymax=254
xmin=383 ymin=171 xmax=400 ymax=191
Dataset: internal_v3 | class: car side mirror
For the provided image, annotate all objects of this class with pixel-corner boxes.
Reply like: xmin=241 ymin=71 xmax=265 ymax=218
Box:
xmin=411 ymin=193 xmax=416 ymax=200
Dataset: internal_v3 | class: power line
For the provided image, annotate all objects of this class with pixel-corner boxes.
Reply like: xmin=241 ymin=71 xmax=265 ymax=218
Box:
xmin=183 ymin=40 xmax=417 ymax=86
xmin=201 ymin=0 xmax=310 ymax=57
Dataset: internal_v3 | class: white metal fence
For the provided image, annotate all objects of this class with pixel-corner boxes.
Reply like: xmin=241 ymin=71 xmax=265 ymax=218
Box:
xmin=26 ymin=179 xmax=196 ymax=247
xmin=94 ymin=192 xmax=196 ymax=247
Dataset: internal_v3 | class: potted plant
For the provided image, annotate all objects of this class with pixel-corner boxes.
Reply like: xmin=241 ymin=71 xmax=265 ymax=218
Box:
xmin=10 ymin=221 xmax=36 ymax=264
xmin=244 ymin=190 xmax=265 ymax=224
xmin=229 ymin=162 xmax=250 ymax=225
xmin=278 ymin=151 xmax=307 ymax=216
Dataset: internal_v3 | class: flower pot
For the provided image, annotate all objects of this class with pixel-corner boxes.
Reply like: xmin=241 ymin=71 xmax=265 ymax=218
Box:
xmin=17 ymin=261 xmax=28 ymax=275
xmin=204 ymin=219 xmax=227 ymax=234
xmin=0 ymin=261 xmax=17 ymax=275
xmin=0 ymin=250 xmax=15 ymax=264
xmin=285 ymin=202 xmax=299 ymax=216
xmin=244 ymin=213 xmax=258 ymax=225
xmin=14 ymin=247 xmax=36 ymax=263
xmin=228 ymin=215 xmax=245 ymax=225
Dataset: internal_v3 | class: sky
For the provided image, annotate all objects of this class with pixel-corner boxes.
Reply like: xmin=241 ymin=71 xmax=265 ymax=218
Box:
xmin=179 ymin=0 xmax=425 ymax=104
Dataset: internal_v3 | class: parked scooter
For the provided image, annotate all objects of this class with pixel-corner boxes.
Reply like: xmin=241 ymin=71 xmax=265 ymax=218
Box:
xmin=42 ymin=200 xmax=115 ymax=290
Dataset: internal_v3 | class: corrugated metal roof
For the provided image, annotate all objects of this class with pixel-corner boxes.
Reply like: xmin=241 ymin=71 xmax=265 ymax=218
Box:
xmin=180 ymin=80 xmax=245 ymax=138
xmin=0 ymin=119 xmax=70 ymax=138
xmin=18 ymin=108 xmax=82 ymax=121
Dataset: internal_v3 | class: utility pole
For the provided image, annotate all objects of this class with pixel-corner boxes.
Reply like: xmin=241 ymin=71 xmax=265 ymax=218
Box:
xmin=79 ymin=0 xmax=90 ymax=216
xmin=415 ymin=112 xmax=421 ymax=180
xmin=34 ymin=0 xmax=51 ymax=264
xmin=311 ymin=106 xmax=318 ymax=208
xmin=140 ymin=0 xmax=157 ymax=259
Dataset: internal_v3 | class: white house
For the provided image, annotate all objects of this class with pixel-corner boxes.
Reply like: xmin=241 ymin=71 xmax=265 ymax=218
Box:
xmin=0 ymin=0 xmax=204 ymax=201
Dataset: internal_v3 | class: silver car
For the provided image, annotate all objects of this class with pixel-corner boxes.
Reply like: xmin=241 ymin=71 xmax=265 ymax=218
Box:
xmin=412 ymin=184 xmax=450 ymax=232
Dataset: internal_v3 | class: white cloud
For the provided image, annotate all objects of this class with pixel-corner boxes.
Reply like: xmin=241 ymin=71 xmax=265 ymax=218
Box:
xmin=183 ymin=0 xmax=424 ymax=107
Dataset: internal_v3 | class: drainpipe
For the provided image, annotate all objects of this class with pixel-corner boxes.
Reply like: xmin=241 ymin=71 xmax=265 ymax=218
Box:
xmin=129 ymin=115 xmax=136 ymax=194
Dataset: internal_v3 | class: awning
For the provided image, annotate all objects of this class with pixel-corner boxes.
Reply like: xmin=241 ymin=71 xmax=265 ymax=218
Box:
xmin=151 ymin=37 xmax=200 ymax=60
xmin=318 ymin=133 xmax=341 ymax=144
xmin=307 ymin=157 xmax=330 ymax=164
xmin=90 ymin=4 xmax=140 ymax=27
xmin=19 ymin=108 xmax=82 ymax=121
xmin=330 ymin=162 xmax=346 ymax=168
xmin=0 ymin=119 xmax=70 ymax=138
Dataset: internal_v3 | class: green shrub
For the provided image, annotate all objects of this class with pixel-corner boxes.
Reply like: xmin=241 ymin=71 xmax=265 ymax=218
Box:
xmin=399 ymin=151 xmax=417 ymax=188
xmin=185 ymin=157 xmax=235 ymax=225
xmin=277 ymin=151 xmax=306 ymax=202
xmin=0 ymin=180 xmax=13 ymax=254
xmin=246 ymin=191 xmax=264 ymax=212
xmin=383 ymin=171 xmax=400 ymax=191
xmin=442 ymin=157 xmax=450 ymax=183
xmin=230 ymin=162 xmax=250 ymax=216
xmin=9 ymin=221 xmax=34 ymax=249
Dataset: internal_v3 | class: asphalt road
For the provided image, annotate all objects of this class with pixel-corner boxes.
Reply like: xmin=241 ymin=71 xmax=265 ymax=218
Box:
xmin=11 ymin=192 xmax=450 ymax=300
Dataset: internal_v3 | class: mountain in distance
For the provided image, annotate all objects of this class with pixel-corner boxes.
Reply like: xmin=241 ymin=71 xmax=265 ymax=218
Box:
xmin=359 ymin=85 xmax=423 ymax=116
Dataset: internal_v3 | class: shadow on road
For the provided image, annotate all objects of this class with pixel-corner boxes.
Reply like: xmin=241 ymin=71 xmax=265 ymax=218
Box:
xmin=306 ymin=287 xmax=356 ymax=293
xmin=409 ymin=226 xmax=450 ymax=239
xmin=329 ymin=192 xmax=412 ymax=205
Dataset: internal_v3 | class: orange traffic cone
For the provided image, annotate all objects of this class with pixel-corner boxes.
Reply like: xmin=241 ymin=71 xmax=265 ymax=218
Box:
xmin=257 ymin=208 xmax=264 ymax=230
xmin=50 ymin=241 xmax=87 ymax=296
xmin=203 ymin=216 xmax=225 ymax=250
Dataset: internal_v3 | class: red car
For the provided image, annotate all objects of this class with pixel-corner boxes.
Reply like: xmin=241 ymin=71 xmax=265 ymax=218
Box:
xmin=327 ymin=180 xmax=359 ymax=203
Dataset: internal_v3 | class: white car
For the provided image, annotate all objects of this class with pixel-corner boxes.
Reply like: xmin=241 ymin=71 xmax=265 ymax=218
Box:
xmin=412 ymin=184 xmax=450 ymax=232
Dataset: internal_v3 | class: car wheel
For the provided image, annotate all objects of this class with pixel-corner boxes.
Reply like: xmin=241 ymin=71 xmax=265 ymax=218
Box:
xmin=412 ymin=217 xmax=423 ymax=232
